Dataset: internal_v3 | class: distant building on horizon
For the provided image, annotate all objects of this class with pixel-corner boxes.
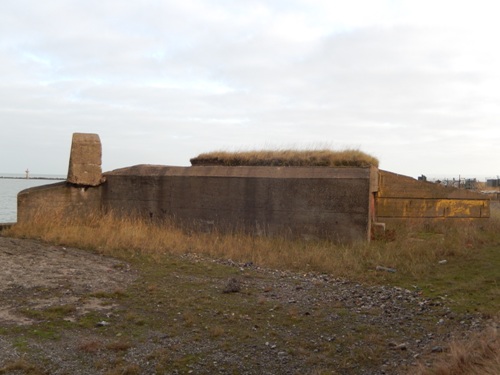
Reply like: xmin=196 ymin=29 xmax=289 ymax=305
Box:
xmin=486 ymin=178 xmax=500 ymax=188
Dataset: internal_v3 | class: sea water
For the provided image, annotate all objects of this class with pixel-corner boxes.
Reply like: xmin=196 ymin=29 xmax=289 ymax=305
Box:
xmin=0 ymin=174 xmax=64 ymax=223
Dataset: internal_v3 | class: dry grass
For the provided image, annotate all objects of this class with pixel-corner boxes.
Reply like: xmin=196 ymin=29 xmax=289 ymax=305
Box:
xmin=416 ymin=326 xmax=500 ymax=375
xmin=2 ymin=207 xmax=500 ymax=374
xmin=4 ymin=207 xmax=497 ymax=283
xmin=0 ymin=358 xmax=44 ymax=375
xmin=190 ymin=148 xmax=379 ymax=168
xmin=106 ymin=340 xmax=132 ymax=352
xmin=78 ymin=340 xmax=104 ymax=353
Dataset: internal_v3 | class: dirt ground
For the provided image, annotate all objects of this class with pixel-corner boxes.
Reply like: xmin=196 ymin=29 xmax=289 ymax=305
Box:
xmin=0 ymin=236 xmax=136 ymax=327
xmin=0 ymin=235 xmax=494 ymax=375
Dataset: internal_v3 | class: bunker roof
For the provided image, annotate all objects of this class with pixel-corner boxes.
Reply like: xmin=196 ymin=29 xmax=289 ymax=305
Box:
xmin=190 ymin=149 xmax=379 ymax=168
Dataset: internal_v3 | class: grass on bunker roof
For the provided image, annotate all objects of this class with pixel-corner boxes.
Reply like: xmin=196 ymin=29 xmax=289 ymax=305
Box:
xmin=1 ymin=205 xmax=499 ymax=374
xmin=190 ymin=148 xmax=379 ymax=168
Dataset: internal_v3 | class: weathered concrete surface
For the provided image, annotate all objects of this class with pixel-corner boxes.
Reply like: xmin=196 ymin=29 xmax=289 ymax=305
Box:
xmin=17 ymin=132 xmax=490 ymax=243
xmin=16 ymin=164 xmax=491 ymax=242
xmin=17 ymin=182 xmax=103 ymax=223
xmin=375 ymin=170 xmax=489 ymax=225
xmin=67 ymin=133 xmax=103 ymax=186
xmin=102 ymin=165 xmax=379 ymax=242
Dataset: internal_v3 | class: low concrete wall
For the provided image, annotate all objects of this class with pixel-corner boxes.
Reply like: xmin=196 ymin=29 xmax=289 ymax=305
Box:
xmin=17 ymin=181 xmax=103 ymax=223
xmin=17 ymin=132 xmax=105 ymax=224
xmin=375 ymin=170 xmax=490 ymax=226
xmin=101 ymin=164 xmax=378 ymax=242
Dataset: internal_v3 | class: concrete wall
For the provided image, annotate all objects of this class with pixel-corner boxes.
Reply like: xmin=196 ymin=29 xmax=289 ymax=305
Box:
xmin=17 ymin=132 xmax=105 ymax=224
xmin=17 ymin=164 xmax=377 ymax=243
xmin=101 ymin=164 xmax=378 ymax=242
xmin=16 ymin=166 xmax=491 ymax=242
xmin=16 ymin=132 xmax=490 ymax=242
xmin=375 ymin=170 xmax=490 ymax=226
xmin=17 ymin=182 xmax=103 ymax=223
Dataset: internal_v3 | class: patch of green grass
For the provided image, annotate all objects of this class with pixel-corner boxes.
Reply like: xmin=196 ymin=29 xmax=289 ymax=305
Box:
xmin=173 ymin=353 xmax=200 ymax=370
xmin=89 ymin=289 xmax=128 ymax=299
xmin=76 ymin=311 xmax=107 ymax=329
xmin=30 ymin=327 xmax=61 ymax=340
xmin=20 ymin=305 xmax=76 ymax=321
xmin=385 ymin=242 xmax=500 ymax=316
xmin=13 ymin=337 xmax=30 ymax=352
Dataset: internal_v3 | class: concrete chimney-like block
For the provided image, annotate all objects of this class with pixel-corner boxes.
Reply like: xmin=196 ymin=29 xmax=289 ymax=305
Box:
xmin=67 ymin=133 xmax=103 ymax=186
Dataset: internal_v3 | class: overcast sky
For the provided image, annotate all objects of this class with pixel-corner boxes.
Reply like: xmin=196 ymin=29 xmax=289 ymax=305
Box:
xmin=1 ymin=0 xmax=499 ymax=179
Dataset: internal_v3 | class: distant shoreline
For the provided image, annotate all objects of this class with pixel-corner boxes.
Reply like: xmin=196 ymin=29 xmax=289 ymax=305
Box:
xmin=0 ymin=176 xmax=65 ymax=181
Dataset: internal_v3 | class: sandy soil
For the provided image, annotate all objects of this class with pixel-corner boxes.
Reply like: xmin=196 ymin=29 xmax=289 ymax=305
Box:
xmin=0 ymin=236 xmax=136 ymax=326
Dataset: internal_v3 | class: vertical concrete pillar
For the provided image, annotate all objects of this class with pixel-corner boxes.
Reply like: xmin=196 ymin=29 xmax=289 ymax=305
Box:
xmin=67 ymin=133 xmax=104 ymax=186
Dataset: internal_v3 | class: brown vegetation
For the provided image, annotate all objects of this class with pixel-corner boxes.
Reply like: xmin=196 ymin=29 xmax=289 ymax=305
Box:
xmin=3 ymin=205 xmax=499 ymax=374
xmin=0 ymin=214 xmax=483 ymax=280
xmin=0 ymin=358 xmax=44 ymax=375
xmin=4 ymin=207 xmax=498 ymax=286
xmin=190 ymin=148 xmax=379 ymax=167
xmin=416 ymin=326 xmax=500 ymax=375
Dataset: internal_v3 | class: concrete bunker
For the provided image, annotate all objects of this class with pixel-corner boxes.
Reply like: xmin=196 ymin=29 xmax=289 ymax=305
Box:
xmin=17 ymin=133 xmax=490 ymax=243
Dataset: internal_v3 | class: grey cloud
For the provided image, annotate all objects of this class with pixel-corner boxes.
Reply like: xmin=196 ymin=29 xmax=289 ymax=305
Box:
xmin=0 ymin=1 xmax=499 ymax=178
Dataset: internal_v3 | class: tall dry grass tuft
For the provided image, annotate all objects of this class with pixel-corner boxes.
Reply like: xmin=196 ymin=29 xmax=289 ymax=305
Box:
xmin=5 ymin=205 xmax=498 ymax=282
xmin=416 ymin=326 xmax=500 ymax=375
xmin=190 ymin=148 xmax=379 ymax=168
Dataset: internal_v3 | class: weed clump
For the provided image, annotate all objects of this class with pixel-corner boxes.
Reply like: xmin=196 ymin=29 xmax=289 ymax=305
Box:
xmin=416 ymin=327 xmax=500 ymax=375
